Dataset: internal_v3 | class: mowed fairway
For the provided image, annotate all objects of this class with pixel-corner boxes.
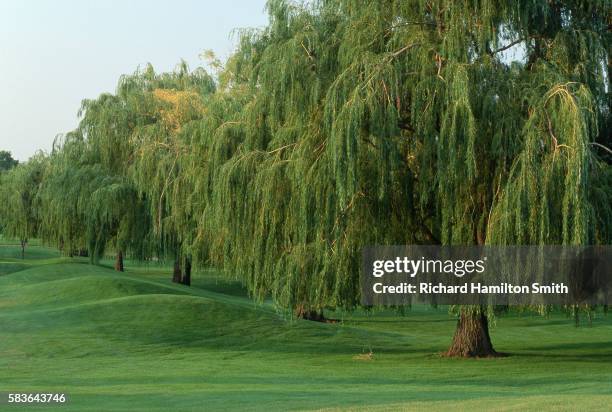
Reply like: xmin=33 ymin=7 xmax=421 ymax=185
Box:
xmin=1 ymin=244 xmax=611 ymax=411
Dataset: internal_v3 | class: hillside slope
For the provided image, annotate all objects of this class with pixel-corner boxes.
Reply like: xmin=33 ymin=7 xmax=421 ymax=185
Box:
xmin=1 ymin=246 xmax=611 ymax=411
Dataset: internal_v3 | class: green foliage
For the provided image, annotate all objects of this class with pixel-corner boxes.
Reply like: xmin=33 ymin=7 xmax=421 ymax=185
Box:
xmin=195 ymin=0 xmax=610 ymax=314
xmin=0 ymin=150 xmax=18 ymax=172
xmin=0 ymin=153 xmax=46 ymax=241
xmin=0 ymin=1 xmax=609 ymax=319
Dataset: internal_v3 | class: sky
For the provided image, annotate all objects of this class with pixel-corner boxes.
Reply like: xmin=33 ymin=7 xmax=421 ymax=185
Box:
xmin=0 ymin=0 xmax=269 ymax=161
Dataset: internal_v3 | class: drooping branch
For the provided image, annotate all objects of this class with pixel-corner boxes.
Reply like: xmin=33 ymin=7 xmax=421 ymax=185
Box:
xmin=590 ymin=142 xmax=612 ymax=156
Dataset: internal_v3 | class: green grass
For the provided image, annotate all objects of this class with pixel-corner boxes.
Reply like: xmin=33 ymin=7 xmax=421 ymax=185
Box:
xmin=1 ymin=245 xmax=611 ymax=411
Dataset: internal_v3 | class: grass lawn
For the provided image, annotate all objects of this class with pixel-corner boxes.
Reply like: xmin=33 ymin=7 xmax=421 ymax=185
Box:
xmin=1 ymin=244 xmax=611 ymax=411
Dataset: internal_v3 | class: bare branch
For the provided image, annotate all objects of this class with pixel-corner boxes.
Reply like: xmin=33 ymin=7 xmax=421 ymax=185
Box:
xmin=490 ymin=37 xmax=530 ymax=55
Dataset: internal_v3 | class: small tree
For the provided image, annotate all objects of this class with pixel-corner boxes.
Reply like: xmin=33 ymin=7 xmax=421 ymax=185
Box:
xmin=0 ymin=153 xmax=46 ymax=258
xmin=0 ymin=150 xmax=18 ymax=172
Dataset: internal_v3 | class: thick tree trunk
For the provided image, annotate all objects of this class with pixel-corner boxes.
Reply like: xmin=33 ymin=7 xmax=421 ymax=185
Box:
xmin=181 ymin=257 xmax=191 ymax=286
xmin=114 ymin=250 xmax=124 ymax=272
xmin=294 ymin=304 xmax=325 ymax=322
xmin=445 ymin=308 xmax=499 ymax=357
xmin=172 ymin=259 xmax=182 ymax=283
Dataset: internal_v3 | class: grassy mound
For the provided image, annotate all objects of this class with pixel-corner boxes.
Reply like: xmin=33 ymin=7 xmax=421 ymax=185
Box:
xmin=0 ymin=275 xmax=187 ymax=312
xmin=0 ymin=249 xmax=611 ymax=411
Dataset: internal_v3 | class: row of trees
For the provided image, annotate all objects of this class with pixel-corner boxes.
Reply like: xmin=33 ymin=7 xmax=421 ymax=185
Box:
xmin=1 ymin=0 xmax=610 ymax=357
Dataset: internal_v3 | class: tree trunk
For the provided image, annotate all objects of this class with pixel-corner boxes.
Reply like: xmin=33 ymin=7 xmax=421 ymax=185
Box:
xmin=20 ymin=239 xmax=26 ymax=259
xmin=573 ymin=305 xmax=580 ymax=327
xmin=114 ymin=250 xmax=124 ymax=272
xmin=294 ymin=304 xmax=325 ymax=322
xmin=445 ymin=308 xmax=499 ymax=357
xmin=182 ymin=257 xmax=191 ymax=286
xmin=172 ymin=259 xmax=182 ymax=283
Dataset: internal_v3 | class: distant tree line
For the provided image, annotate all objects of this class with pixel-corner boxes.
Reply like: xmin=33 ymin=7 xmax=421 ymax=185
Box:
xmin=0 ymin=150 xmax=18 ymax=172
xmin=0 ymin=0 xmax=610 ymax=357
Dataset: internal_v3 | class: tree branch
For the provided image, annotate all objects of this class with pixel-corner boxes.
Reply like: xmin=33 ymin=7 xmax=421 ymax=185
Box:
xmin=590 ymin=142 xmax=612 ymax=155
xmin=489 ymin=37 xmax=529 ymax=55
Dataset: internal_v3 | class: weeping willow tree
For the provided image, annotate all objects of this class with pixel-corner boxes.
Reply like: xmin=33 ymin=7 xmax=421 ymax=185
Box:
xmin=34 ymin=133 xmax=143 ymax=266
xmin=121 ymin=62 xmax=216 ymax=283
xmin=0 ymin=153 xmax=47 ymax=258
xmin=32 ymin=61 xmax=214 ymax=278
xmin=76 ymin=85 xmax=148 ymax=269
xmin=63 ymin=61 xmax=215 ymax=272
xmin=192 ymin=0 xmax=610 ymax=355
xmin=36 ymin=70 xmax=158 ymax=267
xmin=37 ymin=135 xmax=97 ymax=257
